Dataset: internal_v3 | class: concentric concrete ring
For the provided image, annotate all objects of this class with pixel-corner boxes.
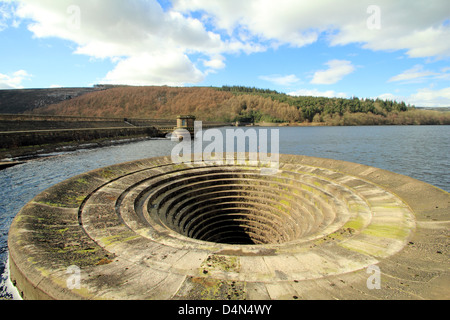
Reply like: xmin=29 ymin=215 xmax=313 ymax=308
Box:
xmin=8 ymin=154 xmax=449 ymax=300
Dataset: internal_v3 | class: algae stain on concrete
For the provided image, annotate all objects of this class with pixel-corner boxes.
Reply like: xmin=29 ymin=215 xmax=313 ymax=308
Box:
xmin=362 ymin=224 xmax=412 ymax=240
xmin=100 ymin=232 xmax=140 ymax=247
xmin=177 ymin=277 xmax=247 ymax=300
xmin=201 ymin=255 xmax=240 ymax=274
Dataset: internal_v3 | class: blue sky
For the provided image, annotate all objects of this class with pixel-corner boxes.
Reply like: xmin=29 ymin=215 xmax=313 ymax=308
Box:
xmin=1 ymin=0 xmax=450 ymax=107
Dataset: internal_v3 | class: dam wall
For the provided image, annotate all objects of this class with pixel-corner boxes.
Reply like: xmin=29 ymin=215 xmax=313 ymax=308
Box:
xmin=0 ymin=114 xmax=128 ymax=122
xmin=0 ymin=120 xmax=136 ymax=132
xmin=0 ymin=114 xmax=170 ymax=151
xmin=0 ymin=114 xmax=231 ymax=159
xmin=0 ymin=114 xmax=177 ymax=131
xmin=0 ymin=127 xmax=161 ymax=149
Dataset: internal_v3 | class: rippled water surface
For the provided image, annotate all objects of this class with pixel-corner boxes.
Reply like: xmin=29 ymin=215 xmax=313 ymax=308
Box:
xmin=1 ymin=126 xmax=448 ymax=298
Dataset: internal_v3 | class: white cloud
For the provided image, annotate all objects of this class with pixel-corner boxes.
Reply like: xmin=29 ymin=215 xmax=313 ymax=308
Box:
xmin=311 ymin=60 xmax=355 ymax=85
xmin=378 ymin=87 xmax=450 ymax=107
xmin=0 ymin=2 xmax=10 ymax=24
xmin=14 ymin=0 xmax=226 ymax=86
xmin=288 ymin=88 xmax=348 ymax=99
xmin=11 ymin=0 xmax=450 ymax=87
xmin=408 ymin=87 xmax=450 ymax=107
xmin=388 ymin=65 xmax=450 ymax=83
xmin=173 ymin=0 xmax=450 ymax=58
xmin=0 ymin=1 xmax=22 ymax=31
xmin=0 ymin=70 xmax=32 ymax=89
xmin=103 ymin=52 xmax=205 ymax=86
xmin=377 ymin=93 xmax=398 ymax=101
xmin=173 ymin=0 xmax=325 ymax=47
xmin=0 ymin=4 xmax=9 ymax=31
xmin=259 ymin=74 xmax=300 ymax=86
xmin=203 ymin=55 xmax=226 ymax=70
xmin=14 ymin=0 xmax=277 ymax=86
xmin=388 ymin=65 xmax=440 ymax=83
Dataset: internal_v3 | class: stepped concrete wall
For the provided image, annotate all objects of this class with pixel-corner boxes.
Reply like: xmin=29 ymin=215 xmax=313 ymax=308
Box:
xmin=8 ymin=154 xmax=449 ymax=300
xmin=0 ymin=127 xmax=161 ymax=149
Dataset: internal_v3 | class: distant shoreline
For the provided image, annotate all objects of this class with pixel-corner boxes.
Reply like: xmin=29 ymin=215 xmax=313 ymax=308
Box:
xmin=253 ymin=121 xmax=450 ymax=127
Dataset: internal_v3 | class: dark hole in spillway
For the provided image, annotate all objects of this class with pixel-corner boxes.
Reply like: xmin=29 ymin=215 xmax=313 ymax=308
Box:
xmin=200 ymin=222 xmax=259 ymax=245
xmin=165 ymin=193 xmax=296 ymax=246
xmin=144 ymin=166 xmax=337 ymax=246
xmin=185 ymin=210 xmax=271 ymax=245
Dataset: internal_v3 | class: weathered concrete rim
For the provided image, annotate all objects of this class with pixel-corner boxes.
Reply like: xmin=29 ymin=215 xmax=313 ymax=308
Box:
xmin=8 ymin=154 xmax=449 ymax=300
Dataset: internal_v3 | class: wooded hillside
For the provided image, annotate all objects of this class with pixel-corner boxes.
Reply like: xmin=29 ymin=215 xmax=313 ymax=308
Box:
xmin=0 ymin=87 xmax=105 ymax=114
xmin=29 ymin=86 xmax=450 ymax=125
xmin=30 ymin=86 xmax=234 ymax=121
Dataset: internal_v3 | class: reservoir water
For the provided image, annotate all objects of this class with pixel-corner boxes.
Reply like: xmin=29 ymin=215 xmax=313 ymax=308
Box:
xmin=1 ymin=125 xmax=448 ymax=299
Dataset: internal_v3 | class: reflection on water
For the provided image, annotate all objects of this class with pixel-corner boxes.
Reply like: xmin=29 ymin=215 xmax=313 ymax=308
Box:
xmin=1 ymin=126 xmax=448 ymax=298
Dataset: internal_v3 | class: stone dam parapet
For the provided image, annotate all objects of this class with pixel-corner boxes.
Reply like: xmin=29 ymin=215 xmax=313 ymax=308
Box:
xmin=0 ymin=126 xmax=162 ymax=149
xmin=0 ymin=114 xmax=230 ymax=153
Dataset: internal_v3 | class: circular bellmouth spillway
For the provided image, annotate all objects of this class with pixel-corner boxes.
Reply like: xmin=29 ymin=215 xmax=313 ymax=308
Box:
xmin=8 ymin=154 xmax=449 ymax=300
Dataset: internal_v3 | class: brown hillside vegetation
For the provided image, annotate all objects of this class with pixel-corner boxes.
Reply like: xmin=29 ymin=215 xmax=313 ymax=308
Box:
xmin=0 ymin=87 xmax=105 ymax=114
xmin=31 ymin=86 xmax=302 ymax=123
xmin=30 ymin=86 xmax=450 ymax=125
xmin=31 ymin=86 xmax=235 ymax=121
